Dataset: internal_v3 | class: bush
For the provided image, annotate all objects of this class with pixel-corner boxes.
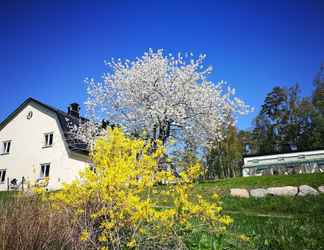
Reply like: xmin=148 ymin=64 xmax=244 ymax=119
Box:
xmin=0 ymin=194 xmax=72 ymax=250
xmin=51 ymin=128 xmax=231 ymax=249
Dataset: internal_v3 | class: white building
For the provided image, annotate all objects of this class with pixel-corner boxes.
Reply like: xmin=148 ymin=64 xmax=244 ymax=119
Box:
xmin=0 ymin=97 xmax=90 ymax=191
xmin=243 ymin=150 xmax=324 ymax=177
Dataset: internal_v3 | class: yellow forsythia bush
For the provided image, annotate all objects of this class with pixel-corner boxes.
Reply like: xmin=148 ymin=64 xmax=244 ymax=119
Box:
xmin=51 ymin=128 xmax=232 ymax=249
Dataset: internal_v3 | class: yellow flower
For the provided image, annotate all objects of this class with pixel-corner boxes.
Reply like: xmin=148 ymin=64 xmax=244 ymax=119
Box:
xmin=127 ymin=239 xmax=136 ymax=248
xmin=80 ymin=230 xmax=90 ymax=241
xmin=219 ymin=215 xmax=233 ymax=226
xmin=98 ymin=233 xmax=108 ymax=242
xmin=49 ymin=128 xmax=230 ymax=249
xmin=212 ymin=193 xmax=219 ymax=200
xmin=239 ymin=234 xmax=250 ymax=241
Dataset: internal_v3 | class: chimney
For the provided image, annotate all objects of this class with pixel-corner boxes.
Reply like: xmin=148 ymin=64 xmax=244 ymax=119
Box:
xmin=68 ymin=103 xmax=80 ymax=118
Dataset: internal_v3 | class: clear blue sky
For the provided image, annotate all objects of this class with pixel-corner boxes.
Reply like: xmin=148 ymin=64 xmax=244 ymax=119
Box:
xmin=1 ymin=0 xmax=323 ymax=130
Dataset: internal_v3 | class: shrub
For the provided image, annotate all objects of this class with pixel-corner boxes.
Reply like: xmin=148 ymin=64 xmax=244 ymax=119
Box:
xmin=0 ymin=194 xmax=72 ymax=250
xmin=51 ymin=128 xmax=231 ymax=249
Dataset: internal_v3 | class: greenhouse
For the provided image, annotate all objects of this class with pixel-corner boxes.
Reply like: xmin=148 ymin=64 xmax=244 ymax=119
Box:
xmin=242 ymin=149 xmax=324 ymax=176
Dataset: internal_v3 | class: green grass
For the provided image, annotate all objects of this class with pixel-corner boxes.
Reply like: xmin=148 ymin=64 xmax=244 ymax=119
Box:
xmin=188 ymin=173 xmax=324 ymax=250
xmin=185 ymin=214 xmax=324 ymax=250
xmin=221 ymin=195 xmax=324 ymax=216
xmin=198 ymin=198 xmax=324 ymax=250
xmin=0 ymin=191 xmax=16 ymax=203
xmin=198 ymin=172 xmax=324 ymax=190
xmin=219 ymin=194 xmax=324 ymax=249
xmin=226 ymin=213 xmax=324 ymax=250
xmin=150 ymin=174 xmax=324 ymax=249
xmin=1 ymin=173 xmax=324 ymax=249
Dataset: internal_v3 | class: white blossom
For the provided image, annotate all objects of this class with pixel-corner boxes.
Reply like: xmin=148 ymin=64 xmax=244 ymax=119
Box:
xmin=83 ymin=49 xmax=252 ymax=147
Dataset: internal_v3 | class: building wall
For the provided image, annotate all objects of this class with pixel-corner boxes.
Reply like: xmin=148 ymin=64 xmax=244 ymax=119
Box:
xmin=243 ymin=150 xmax=324 ymax=168
xmin=242 ymin=150 xmax=324 ymax=177
xmin=0 ymin=102 xmax=90 ymax=191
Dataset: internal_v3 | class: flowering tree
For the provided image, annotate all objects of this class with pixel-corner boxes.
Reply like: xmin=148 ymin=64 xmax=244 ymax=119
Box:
xmin=52 ymin=128 xmax=232 ymax=249
xmin=84 ymin=49 xmax=251 ymax=148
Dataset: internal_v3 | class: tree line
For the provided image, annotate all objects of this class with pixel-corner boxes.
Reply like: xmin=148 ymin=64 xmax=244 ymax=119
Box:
xmin=205 ymin=64 xmax=324 ymax=179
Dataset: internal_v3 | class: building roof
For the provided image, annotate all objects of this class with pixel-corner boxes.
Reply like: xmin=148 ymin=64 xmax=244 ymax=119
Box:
xmin=0 ymin=97 xmax=89 ymax=155
xmin=243 ymin=149 xmax=324 ymax=169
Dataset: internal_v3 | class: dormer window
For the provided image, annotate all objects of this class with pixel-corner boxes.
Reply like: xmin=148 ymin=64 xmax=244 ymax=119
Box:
xmin=44 ymin=133 xmax=53 ymax=147
xmin=2 ymin=141 xmax=11 ymax=154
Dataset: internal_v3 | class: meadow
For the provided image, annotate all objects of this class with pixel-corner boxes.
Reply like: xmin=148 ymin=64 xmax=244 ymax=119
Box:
xmin=1 ymin=173 xmax=324 ymax=249
xmin=189 ymin=173 xmax=324 ymax=249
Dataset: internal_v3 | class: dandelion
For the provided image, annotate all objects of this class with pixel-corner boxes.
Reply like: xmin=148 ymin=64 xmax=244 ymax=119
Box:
xmin=239 ymin=234 xmax=250 ymax=241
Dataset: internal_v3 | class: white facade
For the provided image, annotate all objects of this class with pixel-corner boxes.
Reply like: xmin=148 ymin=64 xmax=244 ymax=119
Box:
xmin=243 ymin=150 xmax=324 ymax=177
xmin=0 ymin=99 xmax=90 ymax=191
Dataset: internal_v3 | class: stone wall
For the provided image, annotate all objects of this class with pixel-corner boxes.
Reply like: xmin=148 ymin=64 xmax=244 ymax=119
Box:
xmin=230 ymin=185 xmax=324 ymax=198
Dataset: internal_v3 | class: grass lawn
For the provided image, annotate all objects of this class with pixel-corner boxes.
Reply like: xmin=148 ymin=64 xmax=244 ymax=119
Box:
xmin=226 ymin=212 xmax=324 ymax=250
xmin=0 ymin=191 xmax=16 ymax=203
xmin=1 ymin=173 xmax=324 ymax=249
xmin=189 ymin=173 xmax=324 ymax=250
xmin=150 ymin=173 xmax=324 ymax=249
xmin=196 ymin=172 xmax=324 ymax=192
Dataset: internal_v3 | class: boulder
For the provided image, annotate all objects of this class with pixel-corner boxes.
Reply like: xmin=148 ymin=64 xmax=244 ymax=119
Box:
xmin=318 ymin=186 xmax=324 ymax=193
xmin=298 ymin=185 xmax=319 ymax=196
xmin=267 ymin=186 xmax=298 ymax=197
xmin=250 ymin=188 xmax=268 ymax=198
xmin=230 ymin=188 xmax=249 ymax=198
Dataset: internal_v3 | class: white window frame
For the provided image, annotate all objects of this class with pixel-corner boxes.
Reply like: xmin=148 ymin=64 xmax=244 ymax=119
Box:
xmin=0 ymin=169 xmax=6 ymax=183
xmin=40 ymin=163 xmax=50 ymax=178
xmin=43 ymin=132 xmax=54 ymax=147
xmin=2 ymin=140 xmax=11 ymax=154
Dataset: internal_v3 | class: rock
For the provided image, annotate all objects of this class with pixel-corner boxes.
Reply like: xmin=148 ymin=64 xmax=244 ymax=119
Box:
xmin=267 ymin=186 xmax=298 ymax=197
xmin=230 ymin=188 xmax=250 ymax=198
xmin=250 ymin=188 xmax=268 ymax=198
xmin=298 ymin=185 xmax=319 ymax=196
xmin=318 ymin=186 xmax=324 ymax=193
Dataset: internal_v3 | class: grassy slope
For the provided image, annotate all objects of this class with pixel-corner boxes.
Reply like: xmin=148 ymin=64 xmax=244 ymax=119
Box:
xmin=1 ymin=174 xmax=324 ymax=249
xmin=192 ymin=173 xmax=324 ymax=250
xmin=0 ymin=191 xmax=15 ymax=203
xmin=192 ymin=173 xmax=324 ymax=216
xmin=221 ymin=195 xmax=324 ymax=216
xmin=155 ymin=173 xmax=324 ymax=249
xmin=227 ymin=213 xmax=324 ymax=250
xmin=198 ymin=172 xmax=324 ymax=190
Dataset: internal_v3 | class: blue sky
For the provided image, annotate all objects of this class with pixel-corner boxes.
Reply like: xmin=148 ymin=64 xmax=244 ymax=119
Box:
xmin=1 ymin=0 xmax=323 ymax=130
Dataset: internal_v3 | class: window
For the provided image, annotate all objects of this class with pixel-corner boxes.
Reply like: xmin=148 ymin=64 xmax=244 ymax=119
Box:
xmin=250 ymin=159 xmax=259 ymax=164
xmin=40 ymin=163 xmax=50 ymax=178
xmin=0 ymin=169 xmax=6 ymax=183
xmin=2 ymin=141 xmax=11 ymax=154
xmin=256 ymin=169 xmax=264 ymax=175
xmin=44 ymin=133 xmax=53 ymax=147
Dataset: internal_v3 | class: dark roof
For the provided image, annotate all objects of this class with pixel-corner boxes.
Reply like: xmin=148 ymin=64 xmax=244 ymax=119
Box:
xmin=0 ymin=97 xmax=89 ymax=155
